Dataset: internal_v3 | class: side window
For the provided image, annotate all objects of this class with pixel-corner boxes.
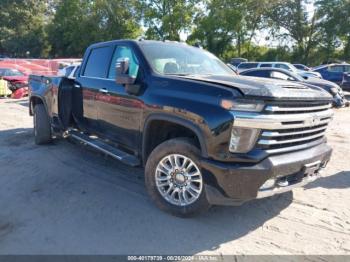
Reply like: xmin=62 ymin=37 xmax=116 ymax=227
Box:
xmin=328 ymin=65 xmax=343 ymax=72
xmin=244 ymin=71 xmax=270 ymax=77
xmin=260 ymin=64 xmax=272 ymax=68
xmin=238 ymin=63 xmax=258 ymax=70
xmin=343 ymin=65 xmax=350 ymax=72
xmin=275 ymin=64 xmax=290 ymax=70
xmin=108 ymin=46 xmax=139 ymax=79
xmin=83 ymin=46 xmax=113 ymax=78
xmin=64 ymin=66 xmax=74 ymax=77
xmin=271 ymin=71 xmax=290 ymax=80
xmin=73 ymin=66 xmax=80 ymax=77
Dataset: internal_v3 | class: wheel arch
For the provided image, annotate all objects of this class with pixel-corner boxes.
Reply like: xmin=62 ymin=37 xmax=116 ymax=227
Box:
xmin=29 ymin=95 xmax=47 ymax=116
xmin=142 ymin=114 xmax=208 ymax=165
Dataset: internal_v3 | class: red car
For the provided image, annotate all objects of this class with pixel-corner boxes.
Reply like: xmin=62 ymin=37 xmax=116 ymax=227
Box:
xmin=0 ymin=67 xmax=29 ymax=99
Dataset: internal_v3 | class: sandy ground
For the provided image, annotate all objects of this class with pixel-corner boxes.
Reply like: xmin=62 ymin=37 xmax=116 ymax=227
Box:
xmin=0 ymin=96 xmax=349 ymax=255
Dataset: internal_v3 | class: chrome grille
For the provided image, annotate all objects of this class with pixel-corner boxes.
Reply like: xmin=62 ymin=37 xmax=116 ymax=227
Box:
xmin=257 ymin=102 xmax=332 ymax=153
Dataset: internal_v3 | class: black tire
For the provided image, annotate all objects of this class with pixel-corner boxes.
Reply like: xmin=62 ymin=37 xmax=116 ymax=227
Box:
xmin=34 ymin=104 xmax=52 ymax=145
xmin=145 ymin=138 xmax=210 ymax=217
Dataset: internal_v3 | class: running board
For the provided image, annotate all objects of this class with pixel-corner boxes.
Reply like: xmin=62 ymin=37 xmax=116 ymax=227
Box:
xmin=68 ymin=130 xmax=140 ymax=167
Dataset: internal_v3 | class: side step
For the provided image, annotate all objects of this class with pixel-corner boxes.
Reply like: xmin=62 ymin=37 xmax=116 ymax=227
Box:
xmin=68 ymin=130 xmax=140 ymax=167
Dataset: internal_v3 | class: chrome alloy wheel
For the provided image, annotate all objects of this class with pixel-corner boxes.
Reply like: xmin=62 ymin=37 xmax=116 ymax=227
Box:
xmin=155 ymin=154 xmax=203 ymax=206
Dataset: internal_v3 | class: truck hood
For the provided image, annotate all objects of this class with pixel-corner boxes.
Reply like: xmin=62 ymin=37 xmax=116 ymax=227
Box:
xmin=181 ymin=75 xmax=332 ymax=101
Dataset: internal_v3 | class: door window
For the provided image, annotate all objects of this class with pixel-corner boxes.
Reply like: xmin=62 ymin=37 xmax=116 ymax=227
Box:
xmin=271 ymin=71 xmax=293 ymax=80
xmin=343 ymin=65 xmax=350 ymax=72
xmin=328 ymin=65 xmax=343 ymax=72
xmin=275 ymin=63 xmax=290 ymax=70
xmin=238 ymin=63 xmax=259 ymax=70
xmin=83 ymin=46 xmax=113 ymax=78
xmin=108 ymin=46 xmax=139 ymax=79
xmin=260 ymin=64 xmax=272 ymax=68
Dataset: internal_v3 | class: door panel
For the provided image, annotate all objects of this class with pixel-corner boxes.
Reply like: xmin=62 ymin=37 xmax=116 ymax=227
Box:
xmin=97 ymin=45 xmax=144 ymax=151
xmin=77 ymin=45 xmax=113 ymax=133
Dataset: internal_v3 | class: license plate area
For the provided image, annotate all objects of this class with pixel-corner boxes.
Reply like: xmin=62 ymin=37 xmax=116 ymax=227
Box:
xmin=303 ymin=160 xmax=321 ymax=178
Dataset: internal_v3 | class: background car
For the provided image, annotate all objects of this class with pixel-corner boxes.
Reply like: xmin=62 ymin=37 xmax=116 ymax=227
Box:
xmin=57 ymin=63 xmax=81 ymax=79
xmin=342 ymin=72 xmax=350 ymax=91
xmin=229 ymin=57 xmax=248 ymax=70
xmin=293 ymin=64 xmax=311 ymax=71
xmin=312 ymin=63 xmax=350 ymax=85
xmin=237 ymin=61 xmax=322 ymax=79
xmin=0 ymin=67 xmax=29 ymax=99
xmin=240 ymin=68 xmax=348 ymax=108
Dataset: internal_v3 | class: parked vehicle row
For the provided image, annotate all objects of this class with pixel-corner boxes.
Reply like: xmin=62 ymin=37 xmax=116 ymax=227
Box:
xmin=237 ymin=62 xmax=322 ymax=79
xmin=29 ymin=39 xmax=333 ymax=217
xmin=240 ymin=68 xmax=348 ymax=108
xmin=312 ymin=63 xmax=350 ymax=86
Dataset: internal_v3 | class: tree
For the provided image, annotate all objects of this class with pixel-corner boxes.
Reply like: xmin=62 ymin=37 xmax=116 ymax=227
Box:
xmin=0 ymin=0 xmax=50 ymax=57
xmin=188 ymin=0 xmax=272 ymax=58
xmin=266 ymin=0 xmax=319 ymax=63
xmin=138 ymin=0 xmax=200 ymax=41
xmin=48 ymin=0 xmax=141 ymax=57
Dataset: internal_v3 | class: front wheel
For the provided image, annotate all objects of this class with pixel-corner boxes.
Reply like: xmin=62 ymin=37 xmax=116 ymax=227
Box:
xmin=145 ymin=138 xmax=210 ymax=217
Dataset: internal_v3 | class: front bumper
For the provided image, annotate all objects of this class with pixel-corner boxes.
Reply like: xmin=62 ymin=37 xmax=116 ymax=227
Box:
xmin=201 ymin=142 xmax=332 ymax=206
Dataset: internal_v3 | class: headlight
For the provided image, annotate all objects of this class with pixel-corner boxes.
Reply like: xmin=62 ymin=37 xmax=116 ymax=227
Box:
xmin=330 ymin=87 xmax=338 ymax=95
xmin=220 ymin=99 xmax=264 ymax=112
xmin=229 ymin=127 xmax=260 ymax=153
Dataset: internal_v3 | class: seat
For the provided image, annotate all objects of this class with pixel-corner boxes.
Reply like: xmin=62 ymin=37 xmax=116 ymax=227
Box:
xmin=163 ymin=62 xmax=179 ymax=74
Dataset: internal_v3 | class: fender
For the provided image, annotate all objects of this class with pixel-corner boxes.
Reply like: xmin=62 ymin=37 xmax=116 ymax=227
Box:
xmin=29 ymin=95 xmax=49 ymax=116
xmin=142 ymin=113 xmax=208 ymax=162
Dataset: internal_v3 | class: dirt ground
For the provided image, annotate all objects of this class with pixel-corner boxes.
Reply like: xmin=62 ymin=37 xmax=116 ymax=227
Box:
xmin=0 ymin=96 xmax=349 ymax=255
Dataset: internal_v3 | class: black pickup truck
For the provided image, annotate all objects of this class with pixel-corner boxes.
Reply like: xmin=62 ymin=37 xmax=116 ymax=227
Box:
xmin=29 ymin=40 xmax=333 ymax=217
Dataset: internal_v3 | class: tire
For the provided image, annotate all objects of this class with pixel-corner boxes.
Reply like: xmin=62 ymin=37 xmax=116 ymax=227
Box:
xmin=145 ymin=138 xmax=210 ymax=217
xmin=34 ymin=104 xmax=52 ymax=145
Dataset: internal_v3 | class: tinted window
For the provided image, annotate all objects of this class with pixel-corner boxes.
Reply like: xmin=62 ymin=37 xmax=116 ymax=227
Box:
xmin=238 ymin=63 xmax=259 ymax=69
xmin=108 ymin=46 xmax=139 ymax=79
xmin=260 ymin=64 xmax=272 ymax=68
xmin=242 ymin=70 xmax=270 ymax=77
xmin=83 ymin=46 xmax=113 ymax=78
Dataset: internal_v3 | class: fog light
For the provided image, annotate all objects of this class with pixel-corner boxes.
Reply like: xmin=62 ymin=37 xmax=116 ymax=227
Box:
xmin=259 ymin=179 xmax=276 ymax=190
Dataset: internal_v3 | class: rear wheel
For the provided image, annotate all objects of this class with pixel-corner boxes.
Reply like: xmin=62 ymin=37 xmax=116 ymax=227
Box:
xmin=34 ymin=104 xmax=52 ymax=145
xmin=145 ymin=138 xmax=210 ymax=217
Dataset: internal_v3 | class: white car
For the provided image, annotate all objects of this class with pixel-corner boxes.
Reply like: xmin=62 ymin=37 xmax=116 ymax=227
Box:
xmin=57 ymin=64 xmax=81 ymax=79
xmin=237 ymin=61 xmax=322 ymax=79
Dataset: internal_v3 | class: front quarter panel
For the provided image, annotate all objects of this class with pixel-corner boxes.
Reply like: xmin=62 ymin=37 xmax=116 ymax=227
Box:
xmin=142 ymin=76 xmax=242 ymax=161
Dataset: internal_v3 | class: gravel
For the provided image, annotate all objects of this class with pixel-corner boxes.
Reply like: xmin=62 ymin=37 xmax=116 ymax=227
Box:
xmin=0 ymin=97 xmax=349 ymax=255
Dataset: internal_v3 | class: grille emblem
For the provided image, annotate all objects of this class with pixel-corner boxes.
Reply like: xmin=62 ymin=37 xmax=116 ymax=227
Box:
xmin=306 ymin=115 xmax=321 ymax=126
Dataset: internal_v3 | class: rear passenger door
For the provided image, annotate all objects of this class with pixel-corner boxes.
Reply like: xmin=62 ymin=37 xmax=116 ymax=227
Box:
xmin=76 ymin=45 xmax=114 ymax=132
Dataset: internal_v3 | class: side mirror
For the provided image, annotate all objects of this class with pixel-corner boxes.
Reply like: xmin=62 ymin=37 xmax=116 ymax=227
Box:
xmin=116 ymin=57 xmax=136 ymax=85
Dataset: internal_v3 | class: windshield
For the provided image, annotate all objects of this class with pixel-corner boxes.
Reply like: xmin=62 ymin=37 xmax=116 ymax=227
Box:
xmin=139 ymin=42 xmax=233 ymax=76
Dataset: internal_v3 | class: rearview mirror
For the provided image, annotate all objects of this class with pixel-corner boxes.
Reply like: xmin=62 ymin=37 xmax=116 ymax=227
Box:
xmin=116 ymin=57 xmax=136 ymax=85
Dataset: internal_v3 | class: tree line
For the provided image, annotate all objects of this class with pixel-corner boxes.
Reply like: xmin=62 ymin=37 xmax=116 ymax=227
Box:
xmin=0 ymin=0 xmax=349 ymax=65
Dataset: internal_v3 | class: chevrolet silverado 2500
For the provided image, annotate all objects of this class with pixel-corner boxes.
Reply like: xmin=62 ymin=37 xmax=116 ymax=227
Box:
xmin=29 ymin=40 xmax=333 ymax=217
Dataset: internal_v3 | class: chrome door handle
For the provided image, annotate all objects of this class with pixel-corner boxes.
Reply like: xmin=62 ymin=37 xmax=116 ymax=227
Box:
xmin=99 ymin=88 xmax=108 ymax=93
xmin=74 ymin=83 xmax=81 ymax=88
